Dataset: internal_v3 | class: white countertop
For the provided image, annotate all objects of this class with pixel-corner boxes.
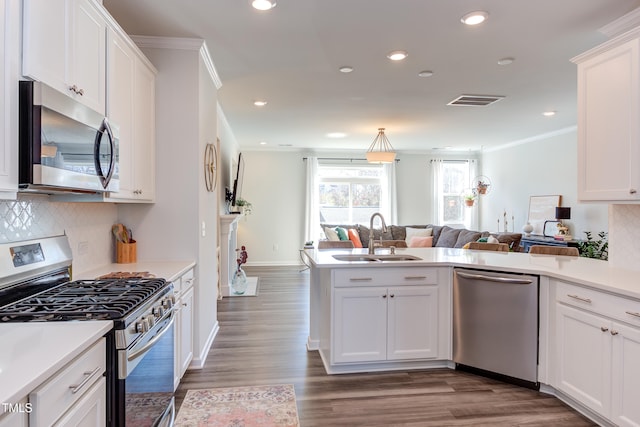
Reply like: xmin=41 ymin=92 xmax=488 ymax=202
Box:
xmin=0 ymin=320 xmax=112 ymax=405
xmin=75 ymin=260 xmax=196 ymax=282
xmin=305 ymin=247 xmax=640 ymax=300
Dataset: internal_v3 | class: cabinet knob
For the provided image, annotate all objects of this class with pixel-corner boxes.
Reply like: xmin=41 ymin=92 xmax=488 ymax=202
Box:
xmin=611 ymin=330 xmax=619 ymax=336
xmin=382 ymin=294 xmax=387 ymax=298
xmin=630 ymin=189 xmax=638 ymax=194
xmin=390 ymin=294 xmax=395 ymax=298
xmin=601 ymin=326 xmax=609 ymax=332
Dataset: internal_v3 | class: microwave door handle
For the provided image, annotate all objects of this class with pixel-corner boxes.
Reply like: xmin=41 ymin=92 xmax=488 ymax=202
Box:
xmin=94 ymin=118 xmax=116 ymax=189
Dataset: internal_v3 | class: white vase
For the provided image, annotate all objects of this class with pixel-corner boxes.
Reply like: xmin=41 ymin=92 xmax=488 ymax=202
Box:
xmin=522 ymin=222 xmax=534 ymax=236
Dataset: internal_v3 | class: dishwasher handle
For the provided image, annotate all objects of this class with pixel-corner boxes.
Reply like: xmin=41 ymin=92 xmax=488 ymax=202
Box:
xmin=456 ymin=271 xmax=534 ymax=285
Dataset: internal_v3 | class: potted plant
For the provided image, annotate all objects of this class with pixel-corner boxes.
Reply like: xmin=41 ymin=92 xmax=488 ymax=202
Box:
xmin=462 ymin=189 xmax=477 ymax=207
xmin=476 ymin=180 xmax=490 ymax=195
xmin=233 ymin=198 xmax=253 ymax=215
xmin=464 ymin=194 xmax=476 ymax=207
xmin=578 ymin=231 xmax=608 ymax=260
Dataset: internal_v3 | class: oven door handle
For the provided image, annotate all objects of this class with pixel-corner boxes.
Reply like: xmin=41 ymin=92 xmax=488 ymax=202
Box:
xmin=127 ymin=311 xmax=175 ymax=363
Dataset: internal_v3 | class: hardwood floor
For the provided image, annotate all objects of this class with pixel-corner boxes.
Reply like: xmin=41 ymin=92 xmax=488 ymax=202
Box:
xmin=176 ymin=265 xmax=595 ymax=426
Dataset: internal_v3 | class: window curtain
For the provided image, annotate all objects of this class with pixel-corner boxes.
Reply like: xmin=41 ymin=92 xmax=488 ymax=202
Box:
xmin=430 ymin=159 xmax=444 ymax=224
xmin=381 ymin=162 xmax=398 ymax=224
xmin=304 ymin=156 xmax=320 ymax=243
xmin=430 ymin=158 xmax=479 ymax=229
xmin=467 ymin=159 xmax=479 ymax=230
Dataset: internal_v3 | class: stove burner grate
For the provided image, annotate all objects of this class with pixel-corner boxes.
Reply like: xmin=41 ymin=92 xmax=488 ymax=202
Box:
xmin=0 ymin=277 xmax=167 ymax=322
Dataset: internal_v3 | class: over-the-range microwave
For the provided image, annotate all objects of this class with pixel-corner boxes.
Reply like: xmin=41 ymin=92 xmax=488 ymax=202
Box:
xmin=18 ymin=80 xmax=119 ymax=194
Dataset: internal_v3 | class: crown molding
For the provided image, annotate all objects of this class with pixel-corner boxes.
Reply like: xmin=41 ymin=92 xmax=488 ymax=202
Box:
xmin=599 ymin=7 xmax=640 ymax=38
xmin=131 ymin=36 xmax=222 ymax=89
xmin=482 ymin=126 xmax=577 ymax=153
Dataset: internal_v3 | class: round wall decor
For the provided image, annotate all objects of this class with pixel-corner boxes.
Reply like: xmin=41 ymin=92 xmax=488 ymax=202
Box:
xmin=204 ymin=142 xmax=218 ymax=192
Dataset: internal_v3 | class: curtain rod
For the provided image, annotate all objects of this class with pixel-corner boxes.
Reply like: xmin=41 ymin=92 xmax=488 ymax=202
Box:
xmin=303 ymin=157 xmax=400 ymax=162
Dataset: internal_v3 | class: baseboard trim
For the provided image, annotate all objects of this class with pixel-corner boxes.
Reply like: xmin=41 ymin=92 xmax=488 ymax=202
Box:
xmin=189 ymin=320 xmax=219 ymax=370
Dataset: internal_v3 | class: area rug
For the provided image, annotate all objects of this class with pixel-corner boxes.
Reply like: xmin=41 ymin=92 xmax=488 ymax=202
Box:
xmin=227 ymin=276 xmax=259 ymax=297
xmin=175 ymin=384 xmax=299 ymax=427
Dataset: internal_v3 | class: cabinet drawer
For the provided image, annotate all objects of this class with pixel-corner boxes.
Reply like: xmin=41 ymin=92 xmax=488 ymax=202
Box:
xmin=556 ymin=281 xmax=640 ymax=326
xmin=174 ymin=268 xmax=195 ymax=297
xmin=334 ymin=268 xmax=437 ymax=287
xmin=29 ymin=338 xmax=106 ymax=427
xmin=181 ymin=269 xmax=195 ymax=291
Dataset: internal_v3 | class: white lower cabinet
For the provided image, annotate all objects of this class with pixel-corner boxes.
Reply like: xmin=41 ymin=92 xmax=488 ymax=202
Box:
xmin=174 ymin=268 xmax=195 ymax=389
xmin=0 ymin=398 xmax=28 ymax=427
xmin=554 ymin=280 xmax=640 ymax=426
xmin=53 ymin=377 xmax=106 ymax=427
xmin=611 ymin=321 xmax=640 ymax=427
xmin=29 ymin=337 xmax=106 ymax=427
xmin=555 ymin=303 xmax=612 ymax=415
xmin=328 ymin=267 xmax=448 ymax=370
xmin=333 ymin=285 xmax=438 ymax=364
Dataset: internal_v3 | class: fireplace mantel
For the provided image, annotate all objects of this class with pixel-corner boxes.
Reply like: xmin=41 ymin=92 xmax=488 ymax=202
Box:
xmin=219 ymin=214 xmax=243 ymax=296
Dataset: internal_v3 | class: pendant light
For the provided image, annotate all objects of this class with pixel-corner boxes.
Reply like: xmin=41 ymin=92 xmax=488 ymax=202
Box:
xmin=366 ymin=128 xmax=396 ymax=164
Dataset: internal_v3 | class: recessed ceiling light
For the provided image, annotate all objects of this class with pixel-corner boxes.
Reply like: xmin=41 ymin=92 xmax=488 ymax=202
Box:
xmin=326 ymin=132 xmax=347 ymax=138
xmin=497 ymin=57 xmax=514 ymax=66
xmin=251 ymin=0 xmax=276 ymax=11
xmin=253 ymin=100 xmax=268 ymax=107
xmin=260 ymin=141 xmax=268 ymax=145
xmin=418 ymin=70 xmax=434 ymax=77
xmin=387 ymin=50 xmax=408 ymax=61
xmin=339 ymin=66 xmax=354 ymax=73
xmin=461 ymin=11 xmax=488 ymax=26
xmin=543 ymin=111 xmax=556 ymax=117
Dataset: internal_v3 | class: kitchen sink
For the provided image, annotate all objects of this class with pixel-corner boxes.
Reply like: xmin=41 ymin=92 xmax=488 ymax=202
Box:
xmin=332 ymin=254 xmax=422 ymax=262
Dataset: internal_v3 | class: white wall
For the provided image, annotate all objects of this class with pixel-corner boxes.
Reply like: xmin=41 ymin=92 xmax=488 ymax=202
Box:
xmin=480 ymin=128 xmax=609 ymax=238
xmin=118 ymin=39 xmax=220 ymax=366
xmin=237 ymin=151 xmax=306 ymax=265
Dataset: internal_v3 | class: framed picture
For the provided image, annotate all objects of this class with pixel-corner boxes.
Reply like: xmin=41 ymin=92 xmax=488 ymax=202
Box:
xmin=528 ymin=195 xmax=561 ymax=235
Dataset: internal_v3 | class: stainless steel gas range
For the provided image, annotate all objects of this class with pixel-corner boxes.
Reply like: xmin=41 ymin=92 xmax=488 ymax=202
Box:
xmin=0 ymin=235 xmax=176 ymax=426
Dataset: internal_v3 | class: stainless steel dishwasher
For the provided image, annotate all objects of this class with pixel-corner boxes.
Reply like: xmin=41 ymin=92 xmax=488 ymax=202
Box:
xmin=453 ymin=268 xmax=539 ymax=389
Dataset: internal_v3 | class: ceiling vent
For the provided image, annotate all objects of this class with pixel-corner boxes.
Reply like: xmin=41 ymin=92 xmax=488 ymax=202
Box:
xmin=447 ymin=95 xmax=505 ymax=107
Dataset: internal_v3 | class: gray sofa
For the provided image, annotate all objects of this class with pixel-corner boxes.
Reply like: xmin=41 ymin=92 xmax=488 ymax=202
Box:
xmin=320 ymin=223 xmax=522 ymax=251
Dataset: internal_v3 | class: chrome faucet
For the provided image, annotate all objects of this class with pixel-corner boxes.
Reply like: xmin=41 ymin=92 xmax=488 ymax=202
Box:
xmin=368 ymin=212 xmax=388 ymax=254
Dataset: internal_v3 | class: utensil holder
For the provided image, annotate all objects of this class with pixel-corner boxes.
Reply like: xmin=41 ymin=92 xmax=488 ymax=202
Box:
xmin=116 ymin=240 xmax=137 ymax=263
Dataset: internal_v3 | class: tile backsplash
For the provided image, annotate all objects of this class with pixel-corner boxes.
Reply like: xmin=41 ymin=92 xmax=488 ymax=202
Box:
xmin=608 ymin=204 xmax=640 ymax=270
xmin=0 ymin=195 xmax=118 ymax=274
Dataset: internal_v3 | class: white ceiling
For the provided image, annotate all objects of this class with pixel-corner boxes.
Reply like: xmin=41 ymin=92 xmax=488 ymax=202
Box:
xmin=103 ymin=0 xmax=640 ymax=153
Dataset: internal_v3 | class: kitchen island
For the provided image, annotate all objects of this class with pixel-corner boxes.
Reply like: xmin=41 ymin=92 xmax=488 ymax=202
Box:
xmin=304 ymin=246 xmax=640 ymax=427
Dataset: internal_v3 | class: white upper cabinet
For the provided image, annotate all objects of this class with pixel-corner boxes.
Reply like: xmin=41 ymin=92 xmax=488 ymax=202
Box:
xmin=573 ymin=35 xmax=640 ymax=202
xmin=23 ymin=0 xmax=106 ymax=115
xmin=105 ymin=26 xmax=156 ymax=203
xmin=0 ymin=0 xmax=19 ymax=199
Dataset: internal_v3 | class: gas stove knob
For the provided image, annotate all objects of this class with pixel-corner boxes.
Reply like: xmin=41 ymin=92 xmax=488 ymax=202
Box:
xmin=145 ymin=314 xmax=156 ymax=327
xmin=135 ymin=319 xmax=150 ymax=333
xmin=153 ymin=306 xmax=165 ymax=317
xmin=162 ymin=297 xmax=174 ymax=310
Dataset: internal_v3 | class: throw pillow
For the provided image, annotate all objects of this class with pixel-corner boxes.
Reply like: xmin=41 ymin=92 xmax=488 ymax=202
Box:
xmin=409 ymin=236 xmax=433 ymax=247
xmin=487 ymin=235 xmax=499 ymax=244
xmin=454 ymin=230 xmax=482 ymax=248
xmin=435 ymin=226 xmax=462 ymax=247
xmin=405 ymin=227 xmax=433 ymax=245
xmin=324 ymin=227 xmax=340 ymax=241
xmin=335 ymin=227 xmax=349 ymax=241
xmin=347 ymin=229 xmax=363 ymax=248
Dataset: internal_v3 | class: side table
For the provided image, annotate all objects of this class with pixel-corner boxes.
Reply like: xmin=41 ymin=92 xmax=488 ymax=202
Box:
xmin=520 ymin=236 xmax=581 ymax=253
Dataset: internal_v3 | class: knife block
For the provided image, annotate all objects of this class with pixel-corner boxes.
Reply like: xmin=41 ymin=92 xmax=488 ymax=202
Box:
xmin=116 ymin=240 xmax=137 ymax=264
